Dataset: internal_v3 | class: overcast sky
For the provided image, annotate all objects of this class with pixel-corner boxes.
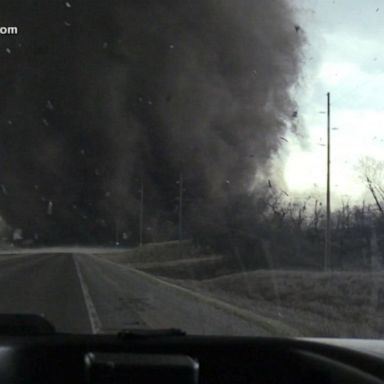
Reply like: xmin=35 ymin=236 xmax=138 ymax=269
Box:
xmin=283 ymin=0 xmax=384 ymax=204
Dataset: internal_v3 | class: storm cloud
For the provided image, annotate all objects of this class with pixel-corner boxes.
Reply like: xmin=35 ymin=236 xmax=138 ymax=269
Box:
xmin=0 ymin=0 xmax=303 ymax=244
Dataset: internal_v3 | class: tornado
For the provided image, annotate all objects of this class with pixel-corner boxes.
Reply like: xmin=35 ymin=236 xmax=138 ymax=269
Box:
xmin=0 ymin=0 xmax=303 ymax=244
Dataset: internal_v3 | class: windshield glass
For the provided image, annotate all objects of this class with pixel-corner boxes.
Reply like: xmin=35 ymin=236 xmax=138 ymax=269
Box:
xmin=0 ymin=0 xmax=382 ymax=337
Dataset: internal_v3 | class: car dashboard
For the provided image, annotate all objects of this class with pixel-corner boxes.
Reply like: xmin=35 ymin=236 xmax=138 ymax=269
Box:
xmin=0 ymin=334 xmax=384 ymax=383
xmin=0 ymin=314 xmax=383 ymax=383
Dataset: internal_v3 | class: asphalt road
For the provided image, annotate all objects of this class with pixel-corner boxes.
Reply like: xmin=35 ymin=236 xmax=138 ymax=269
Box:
xmin=0 ymin=251 xmax=294 ymax=336
xmin=0 ymin=253 xmax=91 ymax=333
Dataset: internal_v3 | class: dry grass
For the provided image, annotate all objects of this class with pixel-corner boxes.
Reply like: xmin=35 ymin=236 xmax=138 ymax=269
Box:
xmin=99 ymin=242 xmax=384 ymax=338
xmin=172 ymin=270 xmax=384 ymax=338
xmin=98 ymin=240 xmax=202 ymax=264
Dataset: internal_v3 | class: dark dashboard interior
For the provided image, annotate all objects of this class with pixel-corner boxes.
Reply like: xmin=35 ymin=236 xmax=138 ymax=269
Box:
xmin=1 ymin=315 xmax=384 ymax=383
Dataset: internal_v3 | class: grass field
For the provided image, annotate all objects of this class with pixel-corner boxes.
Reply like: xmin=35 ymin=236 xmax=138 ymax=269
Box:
xmin=98 ymin=240 xmax=202 ymax=263
xmin=99 ymin=242 xmax=384 ymax=338
xmin=171 ymin=270 xmax=384 ymax=338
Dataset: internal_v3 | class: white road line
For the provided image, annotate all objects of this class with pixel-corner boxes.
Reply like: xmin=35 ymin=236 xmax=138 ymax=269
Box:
xmin=73 ymin=254 xmax=102 ymax=334
xmin=86 ymin=253 xmax=298 ymax=336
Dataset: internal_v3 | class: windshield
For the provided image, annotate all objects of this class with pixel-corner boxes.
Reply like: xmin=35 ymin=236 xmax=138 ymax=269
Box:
xmin=0 ymin=0 xmax=382 ymax=338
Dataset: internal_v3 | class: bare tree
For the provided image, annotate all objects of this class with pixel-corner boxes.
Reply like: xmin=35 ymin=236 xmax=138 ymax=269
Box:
xmin=356 ymin=157 xmax=384 ymax=215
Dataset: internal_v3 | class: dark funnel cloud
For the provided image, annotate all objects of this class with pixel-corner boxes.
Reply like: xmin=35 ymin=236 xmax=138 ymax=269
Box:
xmin=0 ymin=0 xmax=303 ymax=244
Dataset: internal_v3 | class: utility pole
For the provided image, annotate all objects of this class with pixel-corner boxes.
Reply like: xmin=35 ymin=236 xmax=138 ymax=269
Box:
xmin=115 ymin=219 xmax=119 ymax=246
xmin=139 ymin=181 xmax=144 ymax=247
xmin=178 ymin=172 xmax=183 ymax=243
xmin=325 ymin=92 xmax=331 ymax=270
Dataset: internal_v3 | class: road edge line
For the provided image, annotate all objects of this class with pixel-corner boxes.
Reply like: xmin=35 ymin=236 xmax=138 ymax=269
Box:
xmin=73 ymin=254 xmax=102 ymax=334
xmin=87 ymin=253 xmax=298 ymax=337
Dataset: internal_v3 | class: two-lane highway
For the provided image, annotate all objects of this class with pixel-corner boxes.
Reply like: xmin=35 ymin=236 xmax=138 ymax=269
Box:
xmin=0 ymin=251 xmax=296 ymax=336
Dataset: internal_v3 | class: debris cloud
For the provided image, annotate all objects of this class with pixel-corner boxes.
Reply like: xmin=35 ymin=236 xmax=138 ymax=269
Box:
xmin=0 ymin=0 xmax=303 ymax=243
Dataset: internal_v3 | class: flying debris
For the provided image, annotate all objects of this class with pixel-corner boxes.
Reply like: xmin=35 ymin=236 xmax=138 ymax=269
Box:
xmin=47 ymin=201 xmax=53 ymax=216
xmin=280 ymin=136 xmax=289 ymax=142
xmin=281 ymin=190 xmax=289 ymax=196
xmin=376 ymin=8 xmax=380 ymax=12
xmin=65 ymin=1 xmax=71 ymax=7
xmin=5 ymin=48 xmax=11 ymax=54
xmin=0 ymin=185 xmax=7 ymax=195
xmin=46 ymin=100 xmax=54 ymax=110
xmin=294 ymin=25 xmax=301 ymax=32
xmin=42 ymin=119 xmax=49 ymax=127
xmin=268 ymin=180 xmax=272 ymax=188
xmin=292 ymin=110 xmax=298 ymax=118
